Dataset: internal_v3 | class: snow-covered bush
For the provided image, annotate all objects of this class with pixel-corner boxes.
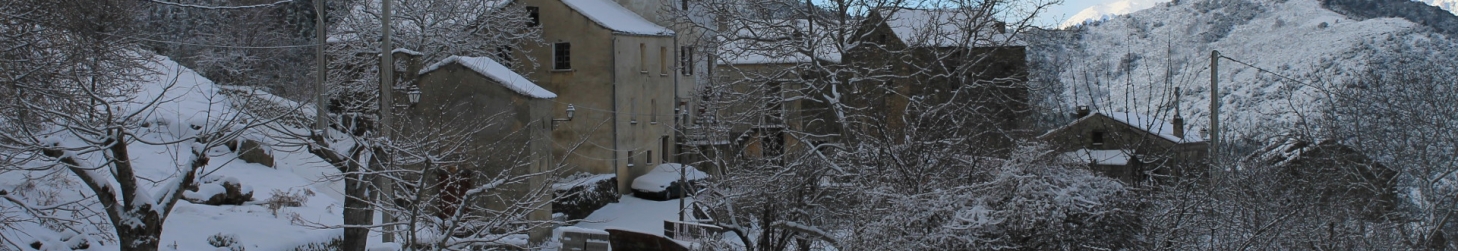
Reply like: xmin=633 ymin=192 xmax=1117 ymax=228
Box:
xmin=206 ymin=233 xmax=244 ymax=251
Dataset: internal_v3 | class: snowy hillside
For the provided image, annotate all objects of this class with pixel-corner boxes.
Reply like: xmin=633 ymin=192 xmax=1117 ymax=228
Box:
xmin=1062 ymin=0 xmax=1458 ymax=29
xmin=1039 ymin=0 xmax=1458 ymax=142
xmin=0 ymin=55 xmax=345 ymax=250
xmin=1425 ymin=0 xmax=1458 ymax=12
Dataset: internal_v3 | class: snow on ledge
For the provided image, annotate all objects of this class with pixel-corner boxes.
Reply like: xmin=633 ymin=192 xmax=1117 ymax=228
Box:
xmin=631 ymin=163 xmax=708 ymax=192
xmin=419 ymin=56 xmax=557 ymax=99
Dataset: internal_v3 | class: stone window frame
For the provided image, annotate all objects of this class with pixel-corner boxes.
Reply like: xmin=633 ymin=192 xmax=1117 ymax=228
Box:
xmin=553 ymin=42 xmax=571 ymax=70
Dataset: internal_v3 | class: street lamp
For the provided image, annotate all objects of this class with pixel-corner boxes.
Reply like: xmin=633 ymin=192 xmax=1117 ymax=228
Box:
xmin=552 ymin=104 xmax=575 ymax=128
xmin=406 ymin=85 xmax=421 ymax=105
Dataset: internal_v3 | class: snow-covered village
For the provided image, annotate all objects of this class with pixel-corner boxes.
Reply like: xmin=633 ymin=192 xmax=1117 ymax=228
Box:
xmin=3 ymin=0 xmax=1458 ymax=250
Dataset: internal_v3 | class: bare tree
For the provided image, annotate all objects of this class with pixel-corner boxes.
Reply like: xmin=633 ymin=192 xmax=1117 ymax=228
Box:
xmin=1320 ymin=38 xmax=1458 ymax=250
xmin=678 ymin=0 xmax=1152 ymax=250
xmin=295 ymin=0 xmax=544 ymax=249
xmin=0 ymin=1 xmax=296 ymax=250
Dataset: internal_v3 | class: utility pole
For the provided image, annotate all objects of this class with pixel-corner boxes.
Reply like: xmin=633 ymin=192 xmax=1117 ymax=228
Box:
xmin=378 ymin=0 xmax=396 ymax=243
xmin=315 ymin=0 xmax=328 ymax=131
xmin=1209 ymin=50 xmax=1220 ymax=169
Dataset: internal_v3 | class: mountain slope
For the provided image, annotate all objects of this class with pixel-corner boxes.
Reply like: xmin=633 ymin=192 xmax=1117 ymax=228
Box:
xmin=1037 ymin=0 xmax=1456 ymax=143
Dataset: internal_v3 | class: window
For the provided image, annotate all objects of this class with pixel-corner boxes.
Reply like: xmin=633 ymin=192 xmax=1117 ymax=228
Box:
xmin=1091 ymin=131 xmax=1105 ymax=147
xmin=496 ymin=46 xmax=514 ymax=67
xmin=639 ymin=43 xmax=647 ymax=72
xmin=630 ymin=98 xmax=637 ymax=124
xmin=627 ymin=151 xmax=635 ymax=167
xmin=660 ymin=46 xmax=668 ymax=74
xmin=651 ymin=99 xmax=657 ymax=123
xmin=553 ymin=43 xmax=571 ymax=70
xmin=647 ymin=150 xmax=654 ymax=164
xmin=878 ymin=34 xmax=886 ymax=44
xmin=681 ymin=0 xmax=688 ymax=10
xmin=527 ymin=7 xmax=540 ymax=26
xmin=661 ymin=136 xmax=671 ymax=163
xmin=680 ymin=46 xmax=694 ymax=75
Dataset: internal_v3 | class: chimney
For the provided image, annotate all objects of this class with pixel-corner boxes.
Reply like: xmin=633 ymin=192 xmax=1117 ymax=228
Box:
xmin=1074 ymin=105 xmax=1091 ymax=118
xmin=391 ymin=49 xmax=424 ymax=83
xmin=1171 ymin=114 xmax=1185 ymax=139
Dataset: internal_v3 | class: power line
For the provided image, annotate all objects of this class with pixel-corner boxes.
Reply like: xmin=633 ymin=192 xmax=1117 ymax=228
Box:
xmin=1218 ymin=55 xmax=1317 ymax=87
xmin=125 ymin=35 xmax=318 ymax=49
xmin=145 ymin=0 xmax=298 ymax=10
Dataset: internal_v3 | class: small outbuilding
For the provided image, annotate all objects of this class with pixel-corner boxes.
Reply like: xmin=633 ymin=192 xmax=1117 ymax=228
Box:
xmin=1040 ymin=107 xmax=1207 ymax=185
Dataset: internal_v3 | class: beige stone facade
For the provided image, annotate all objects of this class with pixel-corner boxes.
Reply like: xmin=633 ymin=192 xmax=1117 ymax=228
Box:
xmin=517 ymin=0 xmax=679 ymax=194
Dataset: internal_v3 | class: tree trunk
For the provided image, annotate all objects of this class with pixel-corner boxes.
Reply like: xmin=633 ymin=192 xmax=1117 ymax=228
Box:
xmin=343 ymin=169 xmax=375 ymax=251
xmin=116 ymin=206 xmax=165 ymax=251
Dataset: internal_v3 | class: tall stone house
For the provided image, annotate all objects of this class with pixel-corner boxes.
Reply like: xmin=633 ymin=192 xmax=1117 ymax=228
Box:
xmin=515 ymin=0 xmax=681 ymax=194
xmin=846 ymin=8 xmax=1030 ymax=154
xmin=605 ymin=0 xmax=719 ymax=172
xmin=1039 ymin=107 xmax=1208 ymax=185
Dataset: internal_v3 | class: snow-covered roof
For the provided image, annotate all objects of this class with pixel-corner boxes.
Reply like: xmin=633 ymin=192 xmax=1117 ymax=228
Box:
xmin=562 ymin=0 xmax=675 ymax=36
xmin=419 ymin=56 xmax=557 ymax=99
xmin=391 ymin=48 xmax=423 ymax=56
xmin=876 ymin=8 xmax=1021 ymax=47
xmin=1060 ymin=149 xmax=1135 ymax=166
xmin=718 ymin=19 xmax=843 ymax=65
xmin=1100 ymin=112 xmax=1203 ymax=143
xmin=1040 ymin=111 xmax=1204 ymax=144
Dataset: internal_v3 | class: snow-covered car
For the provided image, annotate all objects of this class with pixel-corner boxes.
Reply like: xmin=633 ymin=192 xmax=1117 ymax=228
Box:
xmin=631 ymin=163 xmax=709 ymax=201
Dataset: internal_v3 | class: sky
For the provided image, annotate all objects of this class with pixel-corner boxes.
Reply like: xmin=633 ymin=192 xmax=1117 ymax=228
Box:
xmin=1039 ymin=0 xmax=1108 ymax=27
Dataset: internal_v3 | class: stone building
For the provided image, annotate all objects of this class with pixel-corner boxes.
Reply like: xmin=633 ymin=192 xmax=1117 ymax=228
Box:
xmin=1243 ymin=137 xmax=1397 ymax=220
xmin=846 ymin=8 xmax=1030 ymax=154
xmin=696 ymin=19 xmax=843 ymax=166
xmin=516 ymin=0 xmax=679 ymax=194
xmin=1039 ymin=107 xmax=1208 ymax=185
xmin=402 ymin=55 xmax=558 ymax=241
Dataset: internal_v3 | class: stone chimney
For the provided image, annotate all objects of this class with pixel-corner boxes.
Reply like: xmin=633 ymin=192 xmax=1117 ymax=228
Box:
xmin=391 ymin=49 xmax=424 ymax=84
xmin=1171 ymin=114 xmax=1185 ymax=139
xmin=1074 ymin=105 xmax=1091 ymax=118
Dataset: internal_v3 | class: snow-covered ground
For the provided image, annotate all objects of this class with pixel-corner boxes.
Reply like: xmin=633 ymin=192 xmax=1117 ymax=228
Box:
xmin=0 ymin=55 xmax=344 ymax=250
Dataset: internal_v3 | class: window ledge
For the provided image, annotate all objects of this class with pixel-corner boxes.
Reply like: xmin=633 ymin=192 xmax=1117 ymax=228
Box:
xmin=640 ymin=70 xmax=649 ymax=74
xmin=551 ymin=69 xmax=575 ymax=72
xmin=660 ymin=73 xmax=669 ymax=77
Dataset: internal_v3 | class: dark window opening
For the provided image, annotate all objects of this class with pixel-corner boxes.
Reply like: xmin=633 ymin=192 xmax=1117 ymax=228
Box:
xmin=527 ymin=7 xmax=540 ymax=26
xmin=680 ymin=46 xmax=695 ymax=75
xmin=496 ymin=46 xmax=514 ymax=67
xmin=878 ymin=34 xmax=886 ymax=44
xmin=681 ymin=0 xmax=688 ymax=10
xmin=553 ymin=42 xmax=571 ymax=70
xmin=647 ymin=150 xmax=654 ymax=164
xmin=1091 ymin=131 xmax=1105 ymax=147
xmin=661 ymin=137 xmax=671 ymax=163
xmin=628 ymin=151 xmax=635 ymax=167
